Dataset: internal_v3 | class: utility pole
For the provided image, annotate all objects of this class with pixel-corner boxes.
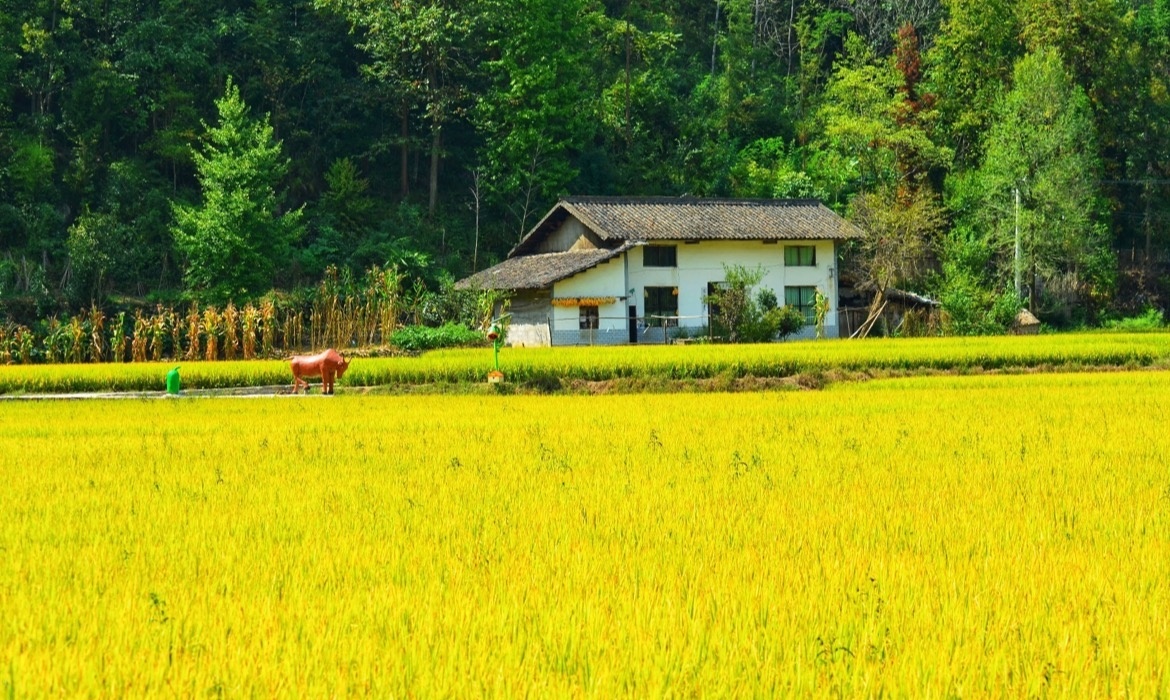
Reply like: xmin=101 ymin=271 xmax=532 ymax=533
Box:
xmin=1014 ymin=185 xmax=1021 ymax=300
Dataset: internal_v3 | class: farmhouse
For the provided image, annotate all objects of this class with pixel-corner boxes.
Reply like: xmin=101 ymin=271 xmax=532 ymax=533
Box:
xmin=456 ymin=196 xmax=864 ymax=346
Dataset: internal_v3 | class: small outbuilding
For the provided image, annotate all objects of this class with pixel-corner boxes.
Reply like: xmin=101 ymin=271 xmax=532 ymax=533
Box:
xmin=1011 ymin=308 xmax=1041 ymax=335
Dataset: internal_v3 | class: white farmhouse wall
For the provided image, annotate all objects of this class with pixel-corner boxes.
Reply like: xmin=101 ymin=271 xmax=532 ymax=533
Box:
xmin=535 ymin=237 xmax=842 ymax=345
xmin=626 ymin=240 xmax=838 ymax=335
xmin=549 ymin=256 xmax=628 ymax=345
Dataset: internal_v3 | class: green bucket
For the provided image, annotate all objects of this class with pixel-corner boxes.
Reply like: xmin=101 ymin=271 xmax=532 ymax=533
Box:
xmin=165 ymin=366 xmax=181 ymax=395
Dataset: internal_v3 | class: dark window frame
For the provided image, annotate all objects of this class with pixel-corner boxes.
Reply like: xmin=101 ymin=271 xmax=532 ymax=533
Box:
xmin=706 ymin=281 xmax=725 ymax=321
xmin=644 ymin=286 xmax=679 ymax=326
xmin=784 ymin=245 xmax=817 ymax=267
xmin=579 ymin=305 xmax=599 ymax=330
xmin=784 ymin=286 xmax=817 ymax=324
xmin=643 ymin=245 xmax=678 ymax=268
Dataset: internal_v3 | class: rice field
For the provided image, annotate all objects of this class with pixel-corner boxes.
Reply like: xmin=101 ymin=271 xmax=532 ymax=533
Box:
xmin=3 ymin=371 xmax=1170 ymax=696
xmin=2 ymin=331 xmax=1170 ymax=394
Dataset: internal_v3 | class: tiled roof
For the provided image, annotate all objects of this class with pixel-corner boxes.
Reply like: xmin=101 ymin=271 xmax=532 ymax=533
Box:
xmin=460 ymin=197 xmax=862 ymax=292
xmin=454 ymin=246 xmax=629 ymax=291
xmin=512 ymin=196 xmax=863 ymax=255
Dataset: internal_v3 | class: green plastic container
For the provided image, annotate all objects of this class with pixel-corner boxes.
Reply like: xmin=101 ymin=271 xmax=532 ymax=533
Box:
xmin=166 ymin=366 xmax=181 ymax=395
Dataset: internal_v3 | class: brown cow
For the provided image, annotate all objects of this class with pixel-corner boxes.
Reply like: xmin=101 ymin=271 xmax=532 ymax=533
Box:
xmin=289 ymin=349 xmax=350 ymax=394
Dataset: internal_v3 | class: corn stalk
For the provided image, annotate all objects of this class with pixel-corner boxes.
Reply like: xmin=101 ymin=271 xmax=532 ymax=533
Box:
xmin=282 ymin=310 xmax=304 ymax=354
xmin=260 ymin=300 xmax=276 ymax=357
xmin=242 ymin=304 xmax=258 ymax=360
xmin=108 ymin=311 xmax=127 ymax=363
xmin=42 ymin=318 xmax=65 ymax=364
xmin=68 ymin=316 xmax=86 ymax=364
xmin=185 ymin=304 xmax=202 ymax=361
xmin=222 ymin=303 xmax=239 ymax=360
xmin=132 ymin=311 xmax=149 ymax=363
xmin=88 ymin=306 xmax=106 ymax=363
xmin=202 ymin=306 xmax=221 ymax=361
xmin=13 ymin=326 xmax=33 ymax=363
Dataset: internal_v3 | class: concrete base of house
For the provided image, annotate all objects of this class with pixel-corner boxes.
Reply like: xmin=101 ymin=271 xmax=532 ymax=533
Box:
xmin=505 ymin=323 xmax=551 ymax=347
xmin=518 ymin=323 xmax=841 ymax=347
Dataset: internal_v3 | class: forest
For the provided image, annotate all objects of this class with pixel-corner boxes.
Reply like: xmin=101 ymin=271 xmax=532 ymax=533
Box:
xmin=1 ymin=0 xmax=1168 ymax=333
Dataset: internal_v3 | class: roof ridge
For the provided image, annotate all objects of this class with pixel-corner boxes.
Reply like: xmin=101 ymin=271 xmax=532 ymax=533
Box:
xmin=560 ymin=195 xmax=824 ymax=207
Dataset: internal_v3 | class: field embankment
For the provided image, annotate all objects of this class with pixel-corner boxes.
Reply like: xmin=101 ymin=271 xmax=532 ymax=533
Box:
xmin=2 ymin=332 xmax=1169 ymax=394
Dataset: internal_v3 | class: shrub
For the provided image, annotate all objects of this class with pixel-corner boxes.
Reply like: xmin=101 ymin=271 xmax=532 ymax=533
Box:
xmin=390 ymin=323 xmax=484 ymax=352
xmin=706 ymin=265 xmax=806 ymax=342
xmin=1102 ymin=307 xmax=1165 ymax=332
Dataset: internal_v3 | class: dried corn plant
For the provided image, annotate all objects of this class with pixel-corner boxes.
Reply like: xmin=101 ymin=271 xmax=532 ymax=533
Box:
xmin=132 ymin=311 xmax=149 ymax=363
xmin=166 ymin=307 xmax=182 ymax=360
xmin=149 ymin=310 xmax=168 ymax=362
xmin=184 ymin=304 xmax=202 ymax=361
xmin=202 ymin=306 xmax=221 ymax=361
xmin=222 ymin=303 xmax=239 ymax=360
xmin=282 ymin=310 xmax=304 ymax=354
xmin=372 ymin=265 xmax=403 ymax=344
xmin=242 ymin=304 xmax=258 ymax=360
xmin=260 ymin=300 xmax=276 ymax=357
xmin=88 ymin=306 xmax=106 ymax=363
xmin=67 ymin=316 xmax=86 ymax=364
xmin=13 ymin=326 xmax=33 ymax=363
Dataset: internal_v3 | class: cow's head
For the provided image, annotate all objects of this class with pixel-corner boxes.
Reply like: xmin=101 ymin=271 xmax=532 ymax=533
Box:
xmin=336 ymin=355 xmax=350 ymax=379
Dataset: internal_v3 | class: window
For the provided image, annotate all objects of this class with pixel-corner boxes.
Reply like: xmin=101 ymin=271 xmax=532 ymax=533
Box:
xmin=579 ymin=305 xmax=599 ymax=330
xmin=643 ymin=245 xmax=678 ymax=268
xmin=706 ymin=281 xmax=725 ymax=320
xmin=784 ymin=245 xmax=816 ymax=266
xmin=784 ymin=286 xmax=817 ymax=324
xmin=644 ymin=286 xmax=679 ymax=326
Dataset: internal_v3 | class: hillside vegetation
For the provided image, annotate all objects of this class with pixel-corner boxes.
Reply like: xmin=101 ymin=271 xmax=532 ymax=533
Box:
xmin=2 ymin=0 xmax=1170 ymax=329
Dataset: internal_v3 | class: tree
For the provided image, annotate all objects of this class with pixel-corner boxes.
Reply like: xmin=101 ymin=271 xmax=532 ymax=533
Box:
xmin=975 ymin=48 xmax=1112 ymax=316
xmin=172 ymin=78 xmax=302 ymax=302
xmin=474 ymin=0 xmax=602 ymax=240
xmin=815 ymin=32 xmax=951 ymax=198
xmin=925 ymin=0 xmax=1020 ymax=164
xmin=320 ymin=0 xmax=474 ymax=217
xmin=729 ymin=137 xmax=826 ymax=199
xmin=847 ymin=185 xmax=947 ymax=336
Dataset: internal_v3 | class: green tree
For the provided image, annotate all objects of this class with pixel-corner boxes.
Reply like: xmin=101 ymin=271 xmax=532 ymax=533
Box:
xmin=975 ymin=48 xmax=1112 ymax=316
xmin=729 ymin=137 xmax=826 ymax=199
xmin=65 ymin=159 xmax=173 ymax=301
xmin=815 ymin=33 xmax=951 ymax=199
xmin=847 ymin=185 xmax=947 ymax=336
xmin=172 ymin=78 xmax=302 ymax=302
xmin=475 ymin=0 xmax=602 ymax=239
xmin=320 ymin=0 xmax=474 ymax=217
xmin=925 ymin=0 xmax=1020 ymax=162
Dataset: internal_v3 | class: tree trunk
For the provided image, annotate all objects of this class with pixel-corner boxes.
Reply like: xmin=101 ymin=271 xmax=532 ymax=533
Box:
xmin=429 ymin=124 xmax=441 ymax=218
xmin=711 ymin=0 xmax=720 ymax=74
xmin=400 ymin=109 xmax=410 ymax=199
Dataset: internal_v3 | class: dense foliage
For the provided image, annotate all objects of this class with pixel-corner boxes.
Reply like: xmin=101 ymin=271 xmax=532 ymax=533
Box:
xmin=2 ymin=0 xmax=1168 ymax=329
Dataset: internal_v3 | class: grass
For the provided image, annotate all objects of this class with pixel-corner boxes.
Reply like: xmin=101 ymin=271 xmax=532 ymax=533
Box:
xmin=4 ymin=332 xmax=1170 ymax=394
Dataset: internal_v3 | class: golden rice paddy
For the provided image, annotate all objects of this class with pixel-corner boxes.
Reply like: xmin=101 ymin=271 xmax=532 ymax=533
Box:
xmin=2 ymin=371 xmax=1169 ymax=696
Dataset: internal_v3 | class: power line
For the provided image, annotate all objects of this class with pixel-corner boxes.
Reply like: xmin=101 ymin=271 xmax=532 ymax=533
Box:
xmin=1096 ymin=179 xmax=1170 ymax=185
